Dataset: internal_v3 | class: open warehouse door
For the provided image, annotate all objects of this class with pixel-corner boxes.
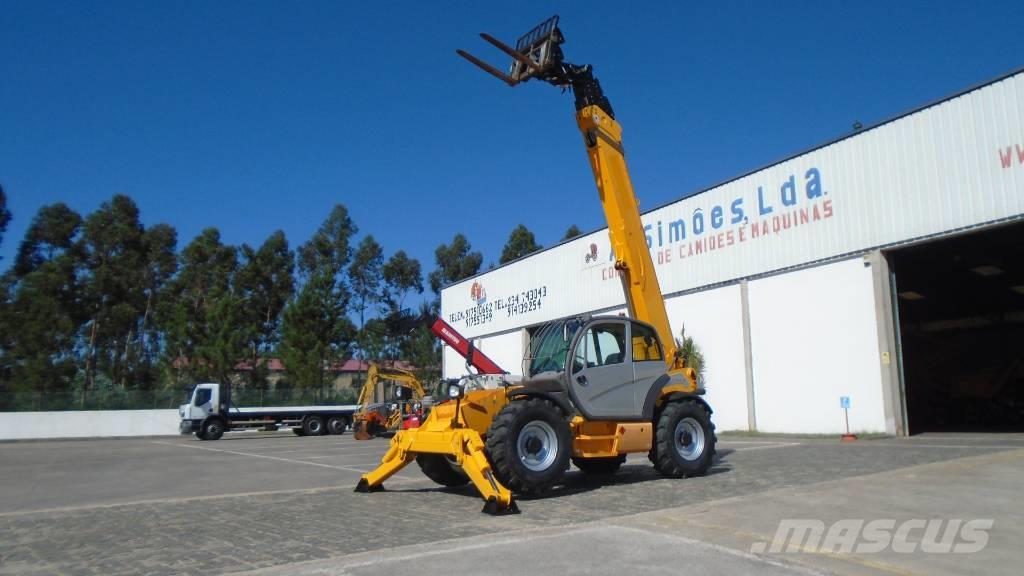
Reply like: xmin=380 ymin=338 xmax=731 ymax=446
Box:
xmin=888 ymin=220 xmax=1024 ymax=433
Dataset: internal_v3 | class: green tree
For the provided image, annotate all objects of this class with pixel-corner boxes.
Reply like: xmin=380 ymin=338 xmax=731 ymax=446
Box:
xmin=237 ymin=231 xmax=294 ymax=388
xmin=499 ymin=224 xmax=542 ymax=264
xmin=382 ymin=250 xmax=423 ymax=313
xmin=349 ymin=235 xmax=384 ymax=360
xmin=14 ymin=203 xmax=82 ymax=277
xmin=280 ymin=205 xmax=358 ymax=396
xmin=136 ymin=224 xmax=178 ymax=386
xmin=0 ymin=184 xmax=11 ymax=257
xmin=0 ymin=203 xmax=85 ymax=407
xmin=159 ymin=228 xmax=243 ymax=386
xmin=428 ymin=233 xmax=482 ymax=296
xmin=279 ymin=272 xmax=356 ymax=397
xmin=298 ymin=205 xmax=357 ymax=278
xmin=562 ymin=224 xmax=583 ymax=240
xmin=79 ymin=195 xmax=149 ymax=390
xmin=402 ymin=301 xmax=442 ymax=389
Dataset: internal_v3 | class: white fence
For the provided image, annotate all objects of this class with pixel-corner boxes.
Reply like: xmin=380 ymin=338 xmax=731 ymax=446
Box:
xmin=0 ymin=409 xmax=180 ymax=441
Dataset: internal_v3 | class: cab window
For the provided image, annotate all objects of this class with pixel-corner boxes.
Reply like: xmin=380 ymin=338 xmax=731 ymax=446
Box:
xmin=574 ymin=323 xmax=626 ymax=371
xmin=193 ymin=388 xmax=212 ymax=406
xmin=631 ymin=322 xmax=663 ymax=361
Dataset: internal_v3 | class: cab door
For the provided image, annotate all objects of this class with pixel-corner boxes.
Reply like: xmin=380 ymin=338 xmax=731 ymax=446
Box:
xmin=630 ymin=321 xmax=667 ymax=416
xmin=569 ymin=320 xmax=635 ymax=418
xmin=190 ymin=384 xmax=217 ymax=420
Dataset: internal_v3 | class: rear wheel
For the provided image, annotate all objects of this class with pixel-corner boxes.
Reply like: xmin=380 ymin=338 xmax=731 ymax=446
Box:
xmin=303 ymin=416 xmax=325 ymax=436
xmin=292 ymin=427 xmax=305 ymax=436
xmin=326 ymin=416 xmax=349 ymax=435
xmin=652 ymin=399 xmax=715 ymax=477
xmin=416 ymin=454 xmax=470 ymax=487
xmin=485 ymin=398 xmax=571 ymax=494
xmin=572 ymin=455 xmax=626 ymax=475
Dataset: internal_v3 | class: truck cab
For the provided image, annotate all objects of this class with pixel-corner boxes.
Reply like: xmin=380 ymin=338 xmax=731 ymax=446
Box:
xmin=179 ymin=383 xmax=222 ymax=436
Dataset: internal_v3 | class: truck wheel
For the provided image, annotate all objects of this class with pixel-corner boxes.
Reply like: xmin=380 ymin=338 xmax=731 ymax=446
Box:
xmin=292 ymin=428 xmax=305 ymax=436
xmin=201 ymin=418 xmax=225 ymax=441
xmin=303 ymin=415 xmax=325 ymax=436
xmin=572 ymin=455 xmax=626 ymax=475
xmin=416 ymin=454 xmax=469 ymax=487
xmin=652 ymin=399 xmax=716 ymax=478
xmin=326 ymin=416 xmax=349 ymax=435
xmin=485 ymin=398 xmax=570 ymax=494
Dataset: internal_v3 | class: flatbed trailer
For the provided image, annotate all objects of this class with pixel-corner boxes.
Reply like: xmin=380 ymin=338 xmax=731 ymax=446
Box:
xmin=179 ymin=382 xmax=358 ymax=440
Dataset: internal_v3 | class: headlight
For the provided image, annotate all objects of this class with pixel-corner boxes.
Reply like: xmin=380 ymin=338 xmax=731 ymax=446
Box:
xmin=447 ymin=381 xmax=464 ymax=399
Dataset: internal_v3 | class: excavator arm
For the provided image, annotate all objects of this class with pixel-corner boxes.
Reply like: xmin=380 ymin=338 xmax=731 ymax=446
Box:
xmin=353 ymin=363 xmax=426 ymax=439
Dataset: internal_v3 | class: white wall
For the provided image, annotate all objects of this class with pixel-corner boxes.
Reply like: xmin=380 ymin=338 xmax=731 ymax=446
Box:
xmin=748 ymin=258 xmax=887 ymax=433
xmin=443 ymin=330 xmax=525 ymax=379
xmin=0 ymin=409 xmax=180 ymax=441
xmin=664 ymin=284 xmax=749 ymax=432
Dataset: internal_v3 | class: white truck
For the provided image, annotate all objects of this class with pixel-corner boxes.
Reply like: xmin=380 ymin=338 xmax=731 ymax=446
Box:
xmin=179 ymin=382 xmax=359 ymax=440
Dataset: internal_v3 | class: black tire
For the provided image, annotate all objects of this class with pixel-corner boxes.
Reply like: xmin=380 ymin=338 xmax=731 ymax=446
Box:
xmin=326 ymin=416 xmax=349 ymax=435
xmin=416 ymin=454 xmax=470 ymax=487
xmin=572 ymin=455 xmax=626 ymax=475
xmin=303 ymin=415 xmax=325 ymax=436
xmin=201 ymin=418 xmax=225 ymax=441
xmin=292 ymin=427 xmax=305 ymax=436
xmin=485 ymin=398 xmax=571 ymax=494
xmin=652 ymin=399 xmax=716 ymax=478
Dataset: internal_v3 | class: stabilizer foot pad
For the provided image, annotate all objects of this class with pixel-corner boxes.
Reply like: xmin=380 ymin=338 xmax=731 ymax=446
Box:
xmin=481 ymin=497 xmax=520 ymax=515
xmin=354 ymin=479 xmax=383 ymax=493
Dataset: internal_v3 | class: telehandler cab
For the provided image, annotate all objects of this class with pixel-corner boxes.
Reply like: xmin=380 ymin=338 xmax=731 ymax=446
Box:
xmin=355 ymin=16 xmax=715 ymax=514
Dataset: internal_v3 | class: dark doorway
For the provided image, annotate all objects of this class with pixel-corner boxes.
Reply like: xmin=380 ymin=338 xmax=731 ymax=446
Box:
xmin=889 ymin=220 xmax=1024 ymax=433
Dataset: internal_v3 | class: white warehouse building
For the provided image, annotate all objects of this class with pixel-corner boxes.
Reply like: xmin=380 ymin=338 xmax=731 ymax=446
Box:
xmin=441 ymin=69 xmax=1024 ymax=436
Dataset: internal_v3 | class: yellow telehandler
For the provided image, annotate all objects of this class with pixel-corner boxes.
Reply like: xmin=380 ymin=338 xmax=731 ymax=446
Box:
xmin=356 ymin=16 xmax=715 ymax=514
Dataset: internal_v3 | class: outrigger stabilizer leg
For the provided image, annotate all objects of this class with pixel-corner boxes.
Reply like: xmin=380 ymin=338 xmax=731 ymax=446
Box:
xmin=354 ymin=427 xmax=519 ymax=515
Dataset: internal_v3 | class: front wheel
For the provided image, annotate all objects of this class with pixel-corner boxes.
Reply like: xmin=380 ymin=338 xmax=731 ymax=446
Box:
xmin=652 ymin=399 xmax=716 ymax=477
xmin=201 ymin=418 xmax=225 ymax=441
xmin=485 ymin=398 xmax=571 ymax=494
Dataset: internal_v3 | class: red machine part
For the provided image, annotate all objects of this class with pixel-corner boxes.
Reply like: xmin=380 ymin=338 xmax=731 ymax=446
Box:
xmin=429 ymin=317 xmax=505 ymax=375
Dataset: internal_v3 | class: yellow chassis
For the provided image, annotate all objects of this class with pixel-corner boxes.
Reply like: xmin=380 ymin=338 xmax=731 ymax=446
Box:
xmin=355 ymin=381 xmax=692 ymax=514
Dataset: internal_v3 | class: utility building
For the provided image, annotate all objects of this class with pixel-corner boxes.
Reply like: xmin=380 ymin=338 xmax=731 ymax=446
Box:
xmin=441 ymin=68 xmax=1024 ymax=436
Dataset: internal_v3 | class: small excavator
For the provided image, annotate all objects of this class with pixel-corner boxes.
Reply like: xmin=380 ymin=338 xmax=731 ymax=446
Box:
xmin=352 ymin=363 xmax=427 ymax=440
xmin=356 ymin=16 xmax=715 ymax=514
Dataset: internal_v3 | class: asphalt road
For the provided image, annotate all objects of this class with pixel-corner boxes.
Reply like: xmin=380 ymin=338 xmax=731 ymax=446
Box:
xmin=1 ymin=431 xmax=1021 ymax=575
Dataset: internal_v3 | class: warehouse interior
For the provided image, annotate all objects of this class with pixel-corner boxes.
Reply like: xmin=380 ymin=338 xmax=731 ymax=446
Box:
xmin=889 ymin=220 xmax=1024 ymax=433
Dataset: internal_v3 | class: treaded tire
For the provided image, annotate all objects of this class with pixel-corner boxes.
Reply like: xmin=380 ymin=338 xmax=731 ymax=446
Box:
xmin=292 ymin=427 xmax=305 ymax=436
xmin=485 ymin=398 xmax=571 ymax=494
xmin=201 ymin=418 xmax=225 ymax=441
xmin=326 ymin=416 xmax=349 ymax=435
xmin=652 ymin=399 xmax=716 ymax=478
xmin=416 ymin=454 xmax=470 ymax=487
xmin=572 ymin=455 xmax=626 ymax=475
xmin=303 ymin=415 xmax=325 ymax=436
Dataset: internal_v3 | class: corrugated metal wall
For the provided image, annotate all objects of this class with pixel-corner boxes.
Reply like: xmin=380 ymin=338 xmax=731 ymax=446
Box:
xmin=441 ymin=71 xmax=1024 ymax=341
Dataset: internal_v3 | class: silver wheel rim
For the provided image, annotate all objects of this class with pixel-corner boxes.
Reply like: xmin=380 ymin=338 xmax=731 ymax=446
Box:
xmin=308 ymin=420 xmax=321 ymax=433
xmin=674 ymin=417 xmax=705 ymax=461
xmin=517 ymin=420 xmax=558 ymax=472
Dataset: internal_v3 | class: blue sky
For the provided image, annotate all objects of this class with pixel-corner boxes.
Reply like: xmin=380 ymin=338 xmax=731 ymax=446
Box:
xmin=2 ymin=1 xmax=1021 ymax=299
